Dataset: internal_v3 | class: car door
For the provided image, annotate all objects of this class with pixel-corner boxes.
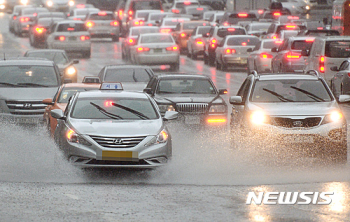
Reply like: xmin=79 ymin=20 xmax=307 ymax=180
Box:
xmin=335 ymin=61 xmax=350 ymax=95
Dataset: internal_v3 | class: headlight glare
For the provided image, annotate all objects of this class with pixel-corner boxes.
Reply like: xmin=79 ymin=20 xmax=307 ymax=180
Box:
xmin=66 ymin=128 xmax=91 ymax=146
xmin=250 ymin=110 xmax=266 ymax=125
xmin=69 ymin=0 xmax=75 ymax=6
xmin=209 ymin=104 xmax=226 ymax=113
xmin=20 ymin=0 xmax=28 ymax=5
xmin=47 ymin=0 xmax=53 ymax=7
xmin=66 ymin=66 xmax=76 ymax=75
xmin=157 ymin=129 xmax=168 ymax=143
xmin=330 ymin=111 xmax=343 ymax=122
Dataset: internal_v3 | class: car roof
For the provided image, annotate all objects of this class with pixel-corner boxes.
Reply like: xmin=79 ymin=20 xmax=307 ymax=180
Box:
xmin=55 ymin=20 xmax=85 ymax=24
xmin=77 ymin=90 xmax=149 ymax=99
xmin=63 ymin=83 xmax=101 ymax=88
xmin=0 ymin=59 xmax=55 ymax=66
xmin=156 ymin=74 xmax=210 ymax=79
xmin=103 ymin=65 xmax=152 ymax=69
xmin=319 ymin=36 xmax=350 ymax=40
xmin=257 ymin=74 xmax=319 ymax=81
xmin=287 ymin=36 xmax=315 ymax=41
xmin=25 ymin=49 xmax=66 ymax=54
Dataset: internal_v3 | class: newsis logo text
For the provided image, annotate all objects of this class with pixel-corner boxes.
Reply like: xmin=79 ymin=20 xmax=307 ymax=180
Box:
xmin=246 ymin=192 xmax=334 ymax=205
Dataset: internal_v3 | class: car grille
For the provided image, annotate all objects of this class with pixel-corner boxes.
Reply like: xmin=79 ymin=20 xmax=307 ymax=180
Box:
xmin=89 ymin=135 xmax=146 ymax=148
xmin=176 ymin=103 xmax=208 ymax=114
xmin=270 ymin=117 xmax=322 ymax=128
xmin=6 ymin=100 xmax=47 ymax=115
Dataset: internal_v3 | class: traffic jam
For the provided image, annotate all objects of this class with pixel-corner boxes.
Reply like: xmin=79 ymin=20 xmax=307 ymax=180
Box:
xmin=0 ymin=0 xmax=350 ymax=220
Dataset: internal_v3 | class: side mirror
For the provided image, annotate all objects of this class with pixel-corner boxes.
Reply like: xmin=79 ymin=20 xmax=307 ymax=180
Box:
xmin=50 ymin=109 xmax=65 ymax=119
xmin=330 ymin=66 xmax=339 ymax=72
xmin=163 ymin=111 xmax=178 ymax=121
xmin=271 ymin=47 xmax=278 ymax=52
xmin=301 ymin=49 xmax=309 ymax=56
xmin=229 ymin=96 xmax=243 ymax=105
xmin=72 ymin=59 xmax=79 ymax=64
xmin=338 ymin=95 xmax=350 ymax=103
xmin=247 ymin=48 xmax=253 ymax=52
xmin=42 ymin=98 xmax=54 ymax=105
xmin=143 ymin=88 xmax=152 ymax=94
xmin=218 ymin=89 xmax=228 ymax=95
xmin=64 ymin=79 xmax=73 ymax=84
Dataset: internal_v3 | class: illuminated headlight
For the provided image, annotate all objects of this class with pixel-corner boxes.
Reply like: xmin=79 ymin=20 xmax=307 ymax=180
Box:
xmin=250 ymin=110 xmax=266 ymax=125
xmin=0 ymin=5 xmax=4 ymax=9
xmin=144 ymin=129 xmax=169 ymax=146
xmin=67 ymin=129 xmax=92 ymax=146
xmin=158 ymin=104 xmax=175 ymax=112
xmin=68 ymin=0 xmax=74 ymax=6
xmin=20 ymin=0 xmax=28 ymax=5
xmin=209 ymin=104 xmax=226 ymax=113
xmin=66 ymin=66 xmax=77 ymax=75
xmin=305 ymin=5 xmax=310 ymax=10
xmin=322 ymin=111 xmax=344 ymax=124
xmin=46 ymin=0 xmax=53 ymax=7
xmin=0 ymin=0 xmax=5 ymax=5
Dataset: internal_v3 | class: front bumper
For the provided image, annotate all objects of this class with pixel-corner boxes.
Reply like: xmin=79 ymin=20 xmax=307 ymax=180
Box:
xmin=0 ymin=113 xmax=44 ymax=125
xmin=171 ymin=113 xmax=228 ymax=126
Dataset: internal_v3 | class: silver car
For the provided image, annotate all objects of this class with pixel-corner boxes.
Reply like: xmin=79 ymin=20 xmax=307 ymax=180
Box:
xmin=130 ymin=33 xmax=180 ymax=71
xmin=84 ymin=11 xmax=120 ymax=42
xmin=46 ymin=20 xmax=91 ymax=58
xmin=187 ymin=25 xmax=211 ymax=60
xmin=14 ymin=7 xmax=49 ymax=36
xmin=67 ymin=7 xmax=100 ymax=21
xmin=229 ymin=72 xmax=348 ymax=162
xmin=51 ymin=85 xmax=177 ymax=168
xmin=42 ymin=0 xmax=75 ymax=12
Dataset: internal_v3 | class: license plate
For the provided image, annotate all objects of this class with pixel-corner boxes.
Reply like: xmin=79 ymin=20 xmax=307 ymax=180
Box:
xmin=102 ymin=151 xmax=138 ymax=161
xmin=184 ymin=116 xmax=201 ymax=124
xmin=69 ymin=36 xmax=76 ymax=41
xmin=153 ymin=48 xmax=163 ymax=53
xmin=283 ymin=135 xmax=314 ymax=143
xmin=15 ymin=118 xmax=39 ymax=124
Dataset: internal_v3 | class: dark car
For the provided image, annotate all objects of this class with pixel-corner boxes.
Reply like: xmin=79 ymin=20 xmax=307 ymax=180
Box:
xmin=144 ymin=74 xmax=228 ymax=126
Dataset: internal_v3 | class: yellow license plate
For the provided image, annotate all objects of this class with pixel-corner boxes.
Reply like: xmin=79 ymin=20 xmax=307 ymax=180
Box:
xmin=102 ymin=151 xmax=138 ymax=161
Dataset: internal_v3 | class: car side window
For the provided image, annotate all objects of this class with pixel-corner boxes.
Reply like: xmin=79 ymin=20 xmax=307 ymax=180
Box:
xmin=237 ymin=78 xmax=252 ymax=102
xmin=339 ymin=61 xmax=349 ymax=71
xmin=98 ymin=68 xmax=105 ymax=81
xmin=279 ymin=39 xmax=289 ymax=51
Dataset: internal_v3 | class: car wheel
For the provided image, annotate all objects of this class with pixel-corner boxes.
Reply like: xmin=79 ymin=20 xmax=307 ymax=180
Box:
xmin=112 ymin=36 xmax=119 ymax=42
xmin=170 ymin=62 xmax=179 ymax=71
xmin=83 ymin=50 xmax=91 ymax=58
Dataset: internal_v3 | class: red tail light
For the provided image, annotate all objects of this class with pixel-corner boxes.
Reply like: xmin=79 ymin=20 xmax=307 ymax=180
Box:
xmin=172 ymin=9 xmax=180 ymax=13
xmin=347 ymin=73 xmax=350 ymax=78
xmin=148 ymin=23 xmax=153 ymax=26
xmin=180 ymin=32 xmax=186 ymax=38
xmin=286 ymin=25 xmax=296 ymax=29
xmin=134 ymin=20 xmax=144 ymax=26
xmin=241 ymin=42 xmax=247 ymax=46
xmin=128 ymin=10 xmax=133 ymax=15
xmin=286 ymin=52 xmax=301 ymax=59
xmin=210 ymin=38 xmax=217 ymax=48
xmin=272 ymin=35 xmax=277 ymax=39
xmin=67 ymin=27 xmax=75 ymax=31
xmin=166 ymin=46 xmax=179 ymax=51
xmin=127 ymin=38 xmax=135 ymax=45
xmin=196 ymin=39 xmax=203 ymax=45
xmin=258 ymin=9 xmax=264 ymax=14
xmin=98 ymin=11 xmax=107 ymax=16
xmin=223 ymin=22 xmax=229 ymax=26
xmin=137 ymin=47 xmax=150 ymax=52
xmin=13 ymin=16 xmax=17 ymax=20
xmin=55 ymin=36 xmax=66 ymax=41
xmin=225 ymin=48 xmax=235 ymax=54
xmin=86 ymin=21 xmax=94 ymax=27
xmin=20 ymin=17 xmax=30 ymax=22
xmin=80 ymin=35 xmax=90 ymax=41
xmin=35 ymin=27 xmax=45 ymax=34
xmin=273 ymin=12 xmax=281 ymax=17
xmin=110 ymin=21 xmax=119 ymax=26
xmin=184 ymin=1 xmax=191 ymax=5
xmin=238 ymin=13 xmax=248 ymax=17
xmin=227 ymin=28 xmax=235 ymax=31
xmin=76 ymin=4 xmax=85 ymax=8
xmin=197 ymin=7 xmax=203 ymax=10
xmin=260 ymin=53 xmax=273 ymax=59
xmin=73 ymin=18 xmax=81 ymax=20
xmin=305 ymin=38 xmax=314 ymax=42
xmin=317 ymin=27 xmax=324 ymax=30
xmin=160 ymin=28 xmax=171 ymax=33
xmin=320 ymin=56 xmax=325 ymax=73
xmin=287 ymin=16 xmax=299 ymax=20
xmin=275 ymin=40 xmax=283 ymax=44
xmin=33 ymin=13 xmax=37 ymax=17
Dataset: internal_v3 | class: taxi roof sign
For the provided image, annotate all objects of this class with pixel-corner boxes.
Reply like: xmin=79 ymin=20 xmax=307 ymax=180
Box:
xmin=100 ymin=82 xmax=123 ymax=90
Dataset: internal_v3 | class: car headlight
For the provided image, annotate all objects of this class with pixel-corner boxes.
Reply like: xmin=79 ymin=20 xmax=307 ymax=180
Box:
xmin=322 ymin=111 xmax=344 ymax=124
xmin=69 ymin=0 xmax=74 ymax=6
xmin=144 ymin=129 xmax=169 ymax=146
xmin=66 ymin=66 xmax=77 ymax=75
xmin=46 ymin=0 xmax=53 ymax=7
xmin=20 ymin=0 xmax=28 ymax=5
xmin=158 ymin=104 xmax=175 ymax=113
xmin=209 ymin=104 xmax=226 ymax=113
xmin=305 ymin=5 xmax=310 ymax=10
xmin=250 ymin=110 xmax=266 ymax=125
xmin=0 ymin=0 xmax=5 ymax=5
xmin=66 ymin=128 xmax=92 ymax=146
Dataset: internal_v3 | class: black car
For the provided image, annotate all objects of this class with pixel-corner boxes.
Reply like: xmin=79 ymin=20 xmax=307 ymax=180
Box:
xmin=144 ymin=74 xmax=228 ymax=126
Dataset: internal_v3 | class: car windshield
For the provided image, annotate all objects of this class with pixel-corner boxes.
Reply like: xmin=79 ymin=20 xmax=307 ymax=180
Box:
xmin=262 ymin=40 xmax=283 ymax=49
xmin=104 ymin=68 xmax=151 ymax=82
xmin=71 ymin=98 xmax=158 ymax=120
xmin=325 ymin=41 xmax=350 ymax=58
xmin=226 ymin=37 xmax=259 ymax=46
xmin=131 ymin=27 xmax=159 ymax=35
xmin=0 ymin=65 xmax=58 ymax=87
xmin=197 ymin=26 xmax=211 ymax=34
xmin=250 ymin=80 xmax=332 ymax=102
xmin=157 ymin=79 xmax=216 ymax=94
xmin=89 ymin=14 xmax=114 ymax=20
xmin=140 ymin=35 xmax=173 ymax=43
xmin=175 ymin=2 xmax=199 ymax=9
xmin=250 ymin=23 xmax=271 ymax=31
xmin=37 ymin=18 xmax=64 ymax=27
xmin=132 ymin=1 xmax=162 ymax=10
xmin=25 ymin=52 xmax=69 ymax=65
xmin=57 ymin=23 xmax=87 ymax=32
xmin=291 ymin=40 xmax=313 ymax=50
xmin=58 ymin=87 xmax=98 ymax=103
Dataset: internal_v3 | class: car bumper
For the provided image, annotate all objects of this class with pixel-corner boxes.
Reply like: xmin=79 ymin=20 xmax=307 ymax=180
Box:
xmin=255 ymin=59 xmax=273 ymax=73
xmin=223 ymin=55 xmax=249 ymax=65
xmin=192 ymin=44 xmax=205 ymax=55
xmin=52 ymin=42 xmax=91 ymax=52
xmin=0 ymin=113 xmax=44 ymax=125
xmin=88 ymin=27 xmax=120 ymax=37
xmin=171 ymin=113 xmax=228 ymax=126
xmin=135 ymin=53 xmax=179 ymax=65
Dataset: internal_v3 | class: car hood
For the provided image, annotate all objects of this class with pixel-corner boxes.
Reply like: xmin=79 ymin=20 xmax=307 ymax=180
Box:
xmin=248 ymin=101 xmax=339 ymax=116
xmin=69 ymin=118 xmax=163 ymax=136
xmin=0 ymin=87 xmax=58 ymax=101
xmin=155 ymin=94 xmax=225 ymax=104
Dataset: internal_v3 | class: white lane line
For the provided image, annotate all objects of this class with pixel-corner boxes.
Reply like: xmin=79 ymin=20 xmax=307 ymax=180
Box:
xmin=64 ymin=193 xmax=80 ymax=200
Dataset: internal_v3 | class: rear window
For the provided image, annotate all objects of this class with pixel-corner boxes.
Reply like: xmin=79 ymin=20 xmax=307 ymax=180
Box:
xmin=140 ymin=35 xmax=173 ymax=43
xmin=217 ymin=28 xmax=246 ymax=38
xmin=276 ymin=25 xmax=305 ymax=34
xmin=197 ymin=26 xmax=211 ymax=35
xmin=131 ymin=1 xmax=162 ymax=11
xmin=104 ymin=68 xmax=152 ymax=82
xmin=76 ymin=9 xmax=90 ymax=16
xmin=325 ymin=41 xmax=350 ymax=58
xmin=22 ymin=8 xmax=48 ymax=15
xmin=250 ymin=23 xmax=271 ymax=32
xmin=89 ymin=14 xmax=114 ymax=20
xmin=227 ymin=13 xmax=257 ymax=24
xmin=186 ymin=7 xmax=210 ymax=14
xmin=131 ymin=27 xmax=159 ymax=35
xmin=136 ymin=12 xmax=150 ymax=20
xmin=183 ymin=22 xmax=208 ymax=30
xmin=150 ymin=13 xmax=167 ymax=21
xmin=291 ymin=40 xmax=313 ymax=50
xmin=227 ymin=37 xmax=259 ymax=46
xmin=175 ymin=2 xmax=199 ymax=9
xmin=262 ymin=41 xmax=283 ymax=49
xmin=164 ymin=19 xmax=187 ymax=25
xmin=57 ymin=23 xmax=87 ymax=32
xmin=38 ymin=18 xmax=63 ymax=27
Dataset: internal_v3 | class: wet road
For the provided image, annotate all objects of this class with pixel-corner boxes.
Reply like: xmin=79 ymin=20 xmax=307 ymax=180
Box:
xmin=0 ymin=9 xmax=350 ymax=222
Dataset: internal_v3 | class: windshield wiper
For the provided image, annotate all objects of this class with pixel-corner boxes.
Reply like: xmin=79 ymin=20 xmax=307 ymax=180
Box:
xmin=17 ymin=83 xmax=49 ymax=87
xmin=90 ymin=102 xmax=123 ymax=120
xmin=111 ymin=103 xmax=150 ymax=120
xmin=0 ymin=82 xmax=19 ymax=87
xmin=290 ymin=86 xmax=325 ymax=102
xmin=263 ymin=88 xmax=294 ymax=102
xmin=181 ymin=91 xmax=201 ymax=94
xmin=158 ymin=91 xmax=175 ymax=94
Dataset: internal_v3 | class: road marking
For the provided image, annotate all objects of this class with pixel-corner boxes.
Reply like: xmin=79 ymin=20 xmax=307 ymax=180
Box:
xmin=64 ymin=193 xmax=80 ymax=200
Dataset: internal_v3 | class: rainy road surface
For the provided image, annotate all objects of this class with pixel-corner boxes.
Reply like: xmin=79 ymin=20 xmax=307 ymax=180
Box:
xmin=0 ymin=10 xmax=350 ymax=222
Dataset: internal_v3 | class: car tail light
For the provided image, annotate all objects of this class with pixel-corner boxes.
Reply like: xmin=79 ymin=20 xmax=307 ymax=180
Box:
xmin=273 ymin=12 xmax=281 ymax=17
xmin=110 ymin=21 xmax=118 ymax=26
xmin=320 ymin=56 xmax=325 ymax=73
xmin=287 ymin=16 xmax=299 ymax=20
xmin=197 ymin=7 xmax=203 ymax=10
xmin=73 ymin=18 xmax=81 ymax=20
xmin=33 ymin=13 xmax=37 ymax=16
xmin=127 ymin=38 xmax=135 ymax=45
xmin=80 ymin=35 xmax=90 ymax=41
xmin=286 ymin=25 xmax=296 ymax=29
xmin=227 ymin=28 xmax=235 ymax=31
xmin=13 ymin=16 xmax=17 ymax=20
xmin=86 ymin=21 xmax=94 ymax=27
xmin=258 ymin=9 xmax=264 ymax=14
xmin=98 ymin=11 xmax=107 ymax=16
xmin=286 ymin=52 xmax=301 ymax=59
xmin=134 ymin=20 xmax=144 ymax=26
xmin=128 ymin=10 xmax=133 ymax=15
xmin=118 ymin=10 xmax=123 ymax=20
xmin=241 ymin=42 xmax=247 ymax=46
xmin=55 ymin=36 xmax=66 ymax=41
xmin=317 ymin=27 xmax=323 ymax=30
xmin=20 ymin=17 xmax=29 ymax=22
xmin=210 ymin=38 xmax=217 ymax=48
xmin=305 ymin=38 xmax=314 ymax=42
xmin=166 ymin=46 xmax=179 ymax=51
xmin=238 ymin=13 xmax=248 ymax=17
xmin=275 ymin=40 xmax=283 ymax=44
xmin=184 ymin=1 xmax=191 ymax=5
xmin=76 ymin=4 xmax=85 ymax=8
xmin=223 ymin=22 xmax=229 ymax=26
xmin=225 ymin=48 xmax=235 ymax=54
xmin=160 ymin=28 xmax=171 ymax=33
xmin=272 ymin=35 xmax=277 ymax=39
xmin=180 ymin=32 xmax=186 ymax=37
xmin=35 ymin=27 xmax=45 ymax=34
xmin=196 ymin=38 xmax=203 ymax=45
xmin=260 ymin=53 xmax=273 ymax=59
xmin=67 ymin=27 xmax=75 ymax=31
xmin=172 ymin=9 xmax=180 ymax=13
xmin=148 ymin=23 xmax=153 ymax=26
xmin=137 ymin=47 xmax=150 ymax=52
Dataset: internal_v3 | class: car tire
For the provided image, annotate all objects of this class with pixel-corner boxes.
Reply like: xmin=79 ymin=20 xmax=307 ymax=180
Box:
xmin=170 ymin=62 xmax=179 ymax=71
xmin=83 ymin=50 xmax=91 ymax=58
xmin=112 ymin=36 xmax=119 ymax=42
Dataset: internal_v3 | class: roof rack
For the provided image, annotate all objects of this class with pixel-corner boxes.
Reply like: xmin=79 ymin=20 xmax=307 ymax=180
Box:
xmin=304 ymin=70 xmax=320 ymax=78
